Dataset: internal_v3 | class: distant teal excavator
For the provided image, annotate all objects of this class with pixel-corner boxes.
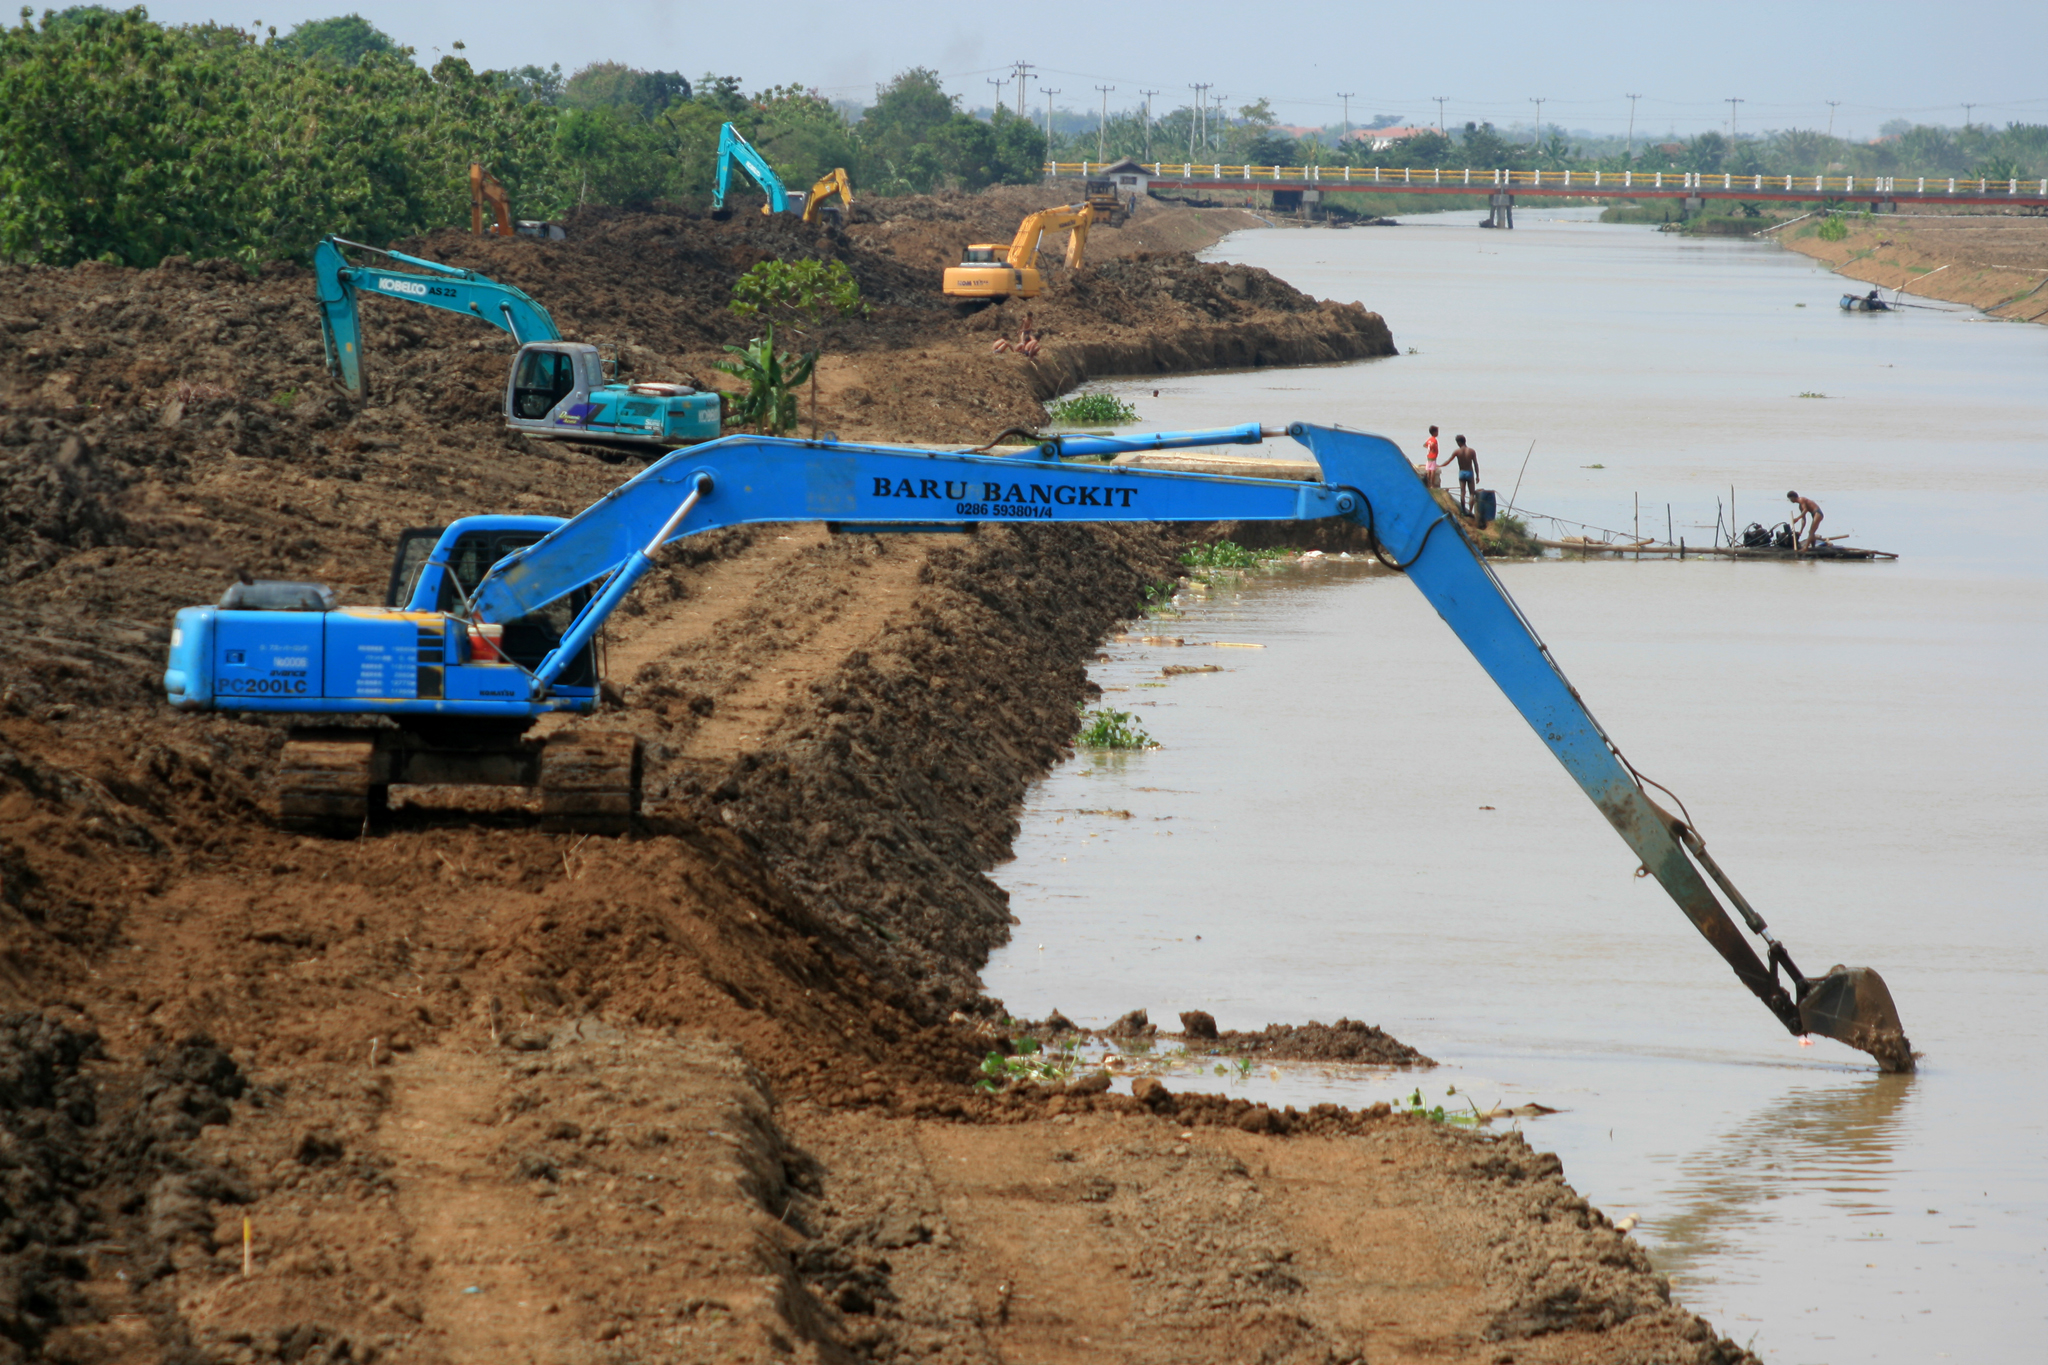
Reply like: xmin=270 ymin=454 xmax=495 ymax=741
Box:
xmin=712 ymin=123 xmax=854 ymax=223
xmin=713 ymin=122 xmax=789 ymax=215
xmin=313 ymin=236 xmax=722 ymax=453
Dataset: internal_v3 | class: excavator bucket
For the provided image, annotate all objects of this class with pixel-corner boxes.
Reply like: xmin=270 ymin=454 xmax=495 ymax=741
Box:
xmin=1798 ymin=966 xmax=1914 ymax=1073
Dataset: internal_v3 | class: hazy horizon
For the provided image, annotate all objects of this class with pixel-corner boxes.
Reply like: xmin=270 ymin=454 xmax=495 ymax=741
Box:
xmin=136 ymin=0 xmax=2045 ymax=143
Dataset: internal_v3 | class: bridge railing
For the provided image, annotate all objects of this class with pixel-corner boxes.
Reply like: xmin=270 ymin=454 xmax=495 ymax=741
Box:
xmin=1046 ymin=161 xmax=2048 ymax=197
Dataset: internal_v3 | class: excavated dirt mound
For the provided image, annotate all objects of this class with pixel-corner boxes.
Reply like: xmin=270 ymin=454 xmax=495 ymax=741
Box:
xmin=0 ymin=187 xmax=1750 ymax=1363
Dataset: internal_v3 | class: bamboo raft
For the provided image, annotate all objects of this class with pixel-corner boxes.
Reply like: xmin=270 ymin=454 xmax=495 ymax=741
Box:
xmin=1535 ymin=535 xmax=1897 ymax=561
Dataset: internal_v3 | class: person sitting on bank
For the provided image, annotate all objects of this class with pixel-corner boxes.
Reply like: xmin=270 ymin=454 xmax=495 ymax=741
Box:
xmin=991 ymin=312 xmax=1040 ymax=357
xmin=1449 ymin=436 xmax=1480 ymax=514
xmin=1787 ymin=490 xmax=1823 ymax=549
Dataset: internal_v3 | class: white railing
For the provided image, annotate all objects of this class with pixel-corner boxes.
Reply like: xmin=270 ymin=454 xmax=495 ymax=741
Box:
xmin=1046 ymin=162 xmax=2048 ymax=198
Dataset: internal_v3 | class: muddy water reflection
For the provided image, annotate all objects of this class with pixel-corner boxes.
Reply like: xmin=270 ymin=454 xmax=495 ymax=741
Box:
xmin=986 ymin=212 xmax=2048 ymax=1363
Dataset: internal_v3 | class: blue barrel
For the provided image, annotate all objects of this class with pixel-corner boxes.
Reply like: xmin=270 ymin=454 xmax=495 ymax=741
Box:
xmin=1476 ymin=488 xmax=1497 ymax=526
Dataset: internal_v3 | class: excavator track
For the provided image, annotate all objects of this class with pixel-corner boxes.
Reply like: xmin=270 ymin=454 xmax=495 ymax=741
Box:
xmin=538 ymin=732 xmax=642 ymax=835
xmin=278 ymin=731 xmax=390 ymax=834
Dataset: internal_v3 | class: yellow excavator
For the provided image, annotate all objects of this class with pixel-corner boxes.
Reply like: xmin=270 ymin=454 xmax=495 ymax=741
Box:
xmin=942 ymin=202 xmax=1095 ymax=303
xmin=799 ymin=168 xmax=854 ymax=225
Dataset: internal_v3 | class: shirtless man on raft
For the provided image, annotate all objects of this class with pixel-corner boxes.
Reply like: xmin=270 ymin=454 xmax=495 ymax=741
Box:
xmin=1787 ymin=490 xmax=1823 ymax=549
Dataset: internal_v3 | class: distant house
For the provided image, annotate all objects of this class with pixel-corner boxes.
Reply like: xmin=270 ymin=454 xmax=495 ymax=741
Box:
xmin=1656 ymin=142 xmax=1685 ymax=156
xmin=1342 ymin=126 xmax=1437 ymax=152
xmin=1093 ymin=157 xmax=1153 ymax=196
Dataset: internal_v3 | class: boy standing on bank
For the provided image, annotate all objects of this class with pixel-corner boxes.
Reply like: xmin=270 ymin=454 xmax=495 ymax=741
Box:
xmin=1422 ymin=425 xmax=1441 ymax=488
xmin=1449 ymin=436 xmax=1480 ymax=514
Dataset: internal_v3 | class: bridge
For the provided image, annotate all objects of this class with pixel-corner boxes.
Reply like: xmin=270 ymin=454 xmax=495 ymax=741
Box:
xmin=1047 ymin=161 xmax=2048 ymax=226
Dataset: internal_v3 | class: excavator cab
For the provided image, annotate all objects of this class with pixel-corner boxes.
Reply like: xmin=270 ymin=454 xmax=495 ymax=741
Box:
xmin=384 ymin=521 xmax=596 ymax=689
xmin=510 ymin=347 xmax=579 ymax=420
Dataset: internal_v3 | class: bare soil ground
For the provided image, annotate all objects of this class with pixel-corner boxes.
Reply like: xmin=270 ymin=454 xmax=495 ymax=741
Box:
xmin=1775 ymin=213 xmax=2048 ymax=321
xmin=0 ymin=188 xmax=1754 ymax=1364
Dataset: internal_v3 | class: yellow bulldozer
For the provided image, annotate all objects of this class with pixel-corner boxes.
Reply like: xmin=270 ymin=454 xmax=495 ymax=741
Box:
xmin=941 ymin=202 xmax=1095 ymax=303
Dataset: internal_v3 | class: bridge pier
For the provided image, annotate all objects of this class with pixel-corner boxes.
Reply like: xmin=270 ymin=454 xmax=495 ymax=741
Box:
xmin=1682 ymin=194 xmax=1704 ymax=216
xmin=1486 ymin=191 xmax=1515 ymax=229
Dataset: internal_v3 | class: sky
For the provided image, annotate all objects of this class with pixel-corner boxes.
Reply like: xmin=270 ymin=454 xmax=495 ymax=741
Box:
xmin=143 ymin=0 xmax=2047 ymax=141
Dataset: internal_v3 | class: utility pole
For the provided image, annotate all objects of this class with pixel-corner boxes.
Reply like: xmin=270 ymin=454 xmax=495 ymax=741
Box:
xmin=1096 ymin=84 xmax=1116 ymax=161
xmin=1189 ymin=83 xmax=1209 ymax=157
xmin=1529 ymin=97 xmax=1545 ymax=147
xmin=986 ymin=76 xmax=1006 ymax=118
xmin=1625 ymin=93 xmax=1641 ymax=158
xmin=1433 ymin=96 xmax=1447 ymax=134
xmin=1825 ymin=99 xmax=1841 ymax=139
xmin=1140 ymin=89 xmax=1159 ymax=161
xmin=1337 ymin=91 xmax=1355 ymax=144
xmin=1963 ymin=102 xmax=1976 ymax=130
xmin=1211 ymin=92 xmax=1227 ymax=153
xmin=1042 ymin=87 xmax=1059 ymax=146
xmin=1011 ymin=60 xmax=1035 ymax=118
xmin=1726 ymin=97 xmax=1743 ymax=139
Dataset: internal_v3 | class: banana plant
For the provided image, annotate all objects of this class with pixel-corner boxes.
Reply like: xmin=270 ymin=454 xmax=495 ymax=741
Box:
xmin=710 ymin=322 xmax=817 ymax=435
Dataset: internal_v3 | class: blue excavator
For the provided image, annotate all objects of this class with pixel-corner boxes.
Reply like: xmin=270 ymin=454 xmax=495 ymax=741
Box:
xmin=713 ymin=123 xmax=791 ymax=216
xmin=712 ymin=123 xmax=853 ymax=223
xmin=159 ymin=423 xmax=1915 ymax=1072
xmin=314 ymin=236 xmax=722 ymax=453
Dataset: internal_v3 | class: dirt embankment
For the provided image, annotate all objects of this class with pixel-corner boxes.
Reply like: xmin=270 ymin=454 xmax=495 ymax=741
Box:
xmin=1775 ymin=214 xmax=2048 ymax=321
xmin=0 ymin=190 xmax=1751 ymax=1363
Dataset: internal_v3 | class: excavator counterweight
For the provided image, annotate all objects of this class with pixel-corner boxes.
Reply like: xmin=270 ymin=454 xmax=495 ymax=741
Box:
xmin=160 ymin=422 xmax=1914 ymax=1072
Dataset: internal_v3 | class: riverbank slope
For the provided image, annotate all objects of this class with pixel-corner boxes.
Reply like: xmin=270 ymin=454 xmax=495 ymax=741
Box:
xmin=0 ymin=189 xmax=1754 ymax=1363
xmin=1774 ymin=214 xmax=2048 ymax=322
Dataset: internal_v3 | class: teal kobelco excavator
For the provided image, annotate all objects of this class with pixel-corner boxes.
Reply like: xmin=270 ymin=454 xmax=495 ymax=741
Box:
xmin=313 ymin=236 xmax=722 ymax=453
xmin=158 ymin=422 xmax=1917 ymax=1073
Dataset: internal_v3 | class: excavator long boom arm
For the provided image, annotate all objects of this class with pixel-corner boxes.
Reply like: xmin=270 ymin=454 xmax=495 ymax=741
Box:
xmin=315 ymin=236 xmax=561 ymax=397
xmin=1005 ymin=203 xmax=1093 ymax=271
xmin=460 ymin=421 xmax=1911 ymax=1071
xmin=801 ymin=168 xmax=853 ymax=225
xmin=713 ymin=123 xmax=789 ymax=213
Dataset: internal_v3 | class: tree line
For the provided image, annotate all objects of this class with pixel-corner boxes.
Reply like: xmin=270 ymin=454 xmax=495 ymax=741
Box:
xmin=0 ymin=10 xmax=1045 ymax=269
xmin=1053 ymin=99 xmax=2045 ymax=185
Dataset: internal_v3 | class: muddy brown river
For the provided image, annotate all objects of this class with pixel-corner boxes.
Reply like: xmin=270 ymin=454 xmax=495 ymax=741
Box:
xmin=987 ymin=209 xmax=2048 ymax=1363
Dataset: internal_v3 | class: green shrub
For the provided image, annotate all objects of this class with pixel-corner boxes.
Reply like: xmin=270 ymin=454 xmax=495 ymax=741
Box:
xmin=1076 ymin=707 xmax=1154 ymax=750
xmin=1817 ymin=212 xmax=1848 ymax=241
xmin=1047 ymin=391 xmax=1137 ymax=425
xmin=1178 ymin=540 xmax=1286 ymax=571
xmin=730 ymin=257 xmax=865 ymax=320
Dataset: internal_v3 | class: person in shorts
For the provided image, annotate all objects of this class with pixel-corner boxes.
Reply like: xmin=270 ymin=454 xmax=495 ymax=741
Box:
xmin=1422 ymin=425 xmax=1441 ymax=487
xmin=1449 ymin=436 xmax=1480 ymax=514
xmin=1787 ymin=491 xmax=1823 ymax=549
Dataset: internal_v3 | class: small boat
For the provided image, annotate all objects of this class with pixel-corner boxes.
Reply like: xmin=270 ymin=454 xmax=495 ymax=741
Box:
xmin=1840 ymin=293 xmax=1892 ymax=312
